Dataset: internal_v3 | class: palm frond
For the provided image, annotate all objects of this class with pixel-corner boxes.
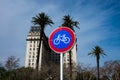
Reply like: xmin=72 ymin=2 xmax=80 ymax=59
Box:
xmin=62 ymin=15 xmax=80 ymax=31
xmin=32 ymin=12 xmax=54 ymax=27
xmin=88 ymin=46 xmax=106 ymax=59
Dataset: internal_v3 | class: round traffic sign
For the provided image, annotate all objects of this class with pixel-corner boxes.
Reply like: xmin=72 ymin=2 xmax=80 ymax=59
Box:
xmin=48 ymin=27 xmax=76 ymax=53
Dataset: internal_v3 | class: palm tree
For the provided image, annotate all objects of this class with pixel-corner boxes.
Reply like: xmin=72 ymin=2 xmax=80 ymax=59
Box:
xmin=88 ymin=46 xmax=106 ymax=80
xmin=32 ymin=12 xmax=54 ymax=70
xmin=62 ymin=15 xmax=80 ymax=31
xmin=62 ymin=15 xmax=80 ymax=80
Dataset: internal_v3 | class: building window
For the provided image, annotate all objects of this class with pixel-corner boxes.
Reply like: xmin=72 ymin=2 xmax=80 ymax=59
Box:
xmin=33 ymin=52 xmax=35 ymax=55
xmin=29 ymin=55 xmax=31 ymax=58
xmin=29 ymin=59 xmax=31 ymax=62
xmin=37 ymin=48 xmax=39 ymax=50
xmin=33 ymin=56 xmax=34 ymax=58
xmin=28 ymin=63 xmax=30 ymax=66
xmin=34 ymin=44 xmax=35 ymax=47
xmin=67 ymin=59 xmax=69 ymax=61
xmin=33 ymin=48 xmax=35 ymax=50
xmin=30 ymin=45 xmax=32 ymax=47
xmin=32 ymin=63 xmax=34 ymax=65
xmin=29 ymin=52 xmax=31 ymax=54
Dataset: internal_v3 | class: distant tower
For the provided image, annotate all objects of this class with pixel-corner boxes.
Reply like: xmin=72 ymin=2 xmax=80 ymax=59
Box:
xmin=25 ymin=26 xmax=41 ymax=69
xmin=64 ymin=43 xmax=77 ymax=68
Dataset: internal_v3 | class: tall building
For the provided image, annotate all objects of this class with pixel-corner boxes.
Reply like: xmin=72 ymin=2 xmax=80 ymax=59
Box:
xmin=63 ymin=43 xmax=77 ymax=68
xmin=25 ymin=26 xmax=77 ymax=70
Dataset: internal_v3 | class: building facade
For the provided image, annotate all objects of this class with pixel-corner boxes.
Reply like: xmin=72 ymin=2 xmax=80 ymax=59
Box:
xmin=25 ymin=26 xmax=41 ymax=69
xmin=25 ymin=26 xmax=77 ymax=70
xmin=63 ymin=43 xmax=77 ymax=68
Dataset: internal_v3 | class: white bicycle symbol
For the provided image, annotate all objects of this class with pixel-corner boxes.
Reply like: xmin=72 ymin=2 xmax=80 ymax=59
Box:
xmin=53 ymin=34 xmax=70 ymax=45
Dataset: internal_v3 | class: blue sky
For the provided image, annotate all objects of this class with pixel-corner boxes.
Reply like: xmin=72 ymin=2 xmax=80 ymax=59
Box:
xmin=0 ymin=0 xmax=120 ymax=67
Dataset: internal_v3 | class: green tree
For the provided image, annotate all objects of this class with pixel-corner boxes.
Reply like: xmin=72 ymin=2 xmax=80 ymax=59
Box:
xmin=1 ymin=67 xmax=52 ymax=80
xmin=88 ymin=46 xmax=106 ymax=80
xmin=62 ymin=15 xmax=80 ymax=31
xmin=5 ymin=56 xmax=19 ymax=71
xmin=76 ymin=71 xmax=97 ymax=80
xmin=62 ymin=15 xmax=80 ymax=80
xmin=0 ymin=63 xmax=6 ymax=80
xmin=32 ymin=12 xmax=54 ymax=70
xmin=100 ymin=60 xmax=120 ymax=80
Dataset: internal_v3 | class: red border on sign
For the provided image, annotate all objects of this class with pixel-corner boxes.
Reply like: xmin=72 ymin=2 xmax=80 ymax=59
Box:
xmin=48 ymin=27 xmax=76 ymax=53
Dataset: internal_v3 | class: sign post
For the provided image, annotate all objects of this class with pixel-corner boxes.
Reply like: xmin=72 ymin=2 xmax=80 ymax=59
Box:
xmin=48 ymin=27 xmax=75 ymax=80
xmin=60 ymin=53 xmax=63 ymax=80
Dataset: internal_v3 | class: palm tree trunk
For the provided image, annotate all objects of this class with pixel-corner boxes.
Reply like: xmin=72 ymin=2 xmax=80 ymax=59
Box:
xmin=36 ymin=27 xmax=44 ymax=70
xmin=69 ymin=50 xmax=72 ymax=80
xmin=96 ymin=57 xmax=100 ymax=80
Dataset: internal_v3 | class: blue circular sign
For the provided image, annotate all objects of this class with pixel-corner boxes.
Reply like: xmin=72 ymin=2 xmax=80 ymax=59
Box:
xmin=48 ymin=27 xmax=75 ymax=53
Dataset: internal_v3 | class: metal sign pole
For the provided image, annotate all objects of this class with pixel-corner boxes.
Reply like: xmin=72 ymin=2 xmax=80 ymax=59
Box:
xmin=48 ymin=27 xmax=75 ymax=80
xmin=60 ymin=53 xmax=63 ymax=80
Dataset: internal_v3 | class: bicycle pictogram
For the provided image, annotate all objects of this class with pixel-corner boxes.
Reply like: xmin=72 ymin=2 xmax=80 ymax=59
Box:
xmin=53 ymin=34 xmax=70 ymax=45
